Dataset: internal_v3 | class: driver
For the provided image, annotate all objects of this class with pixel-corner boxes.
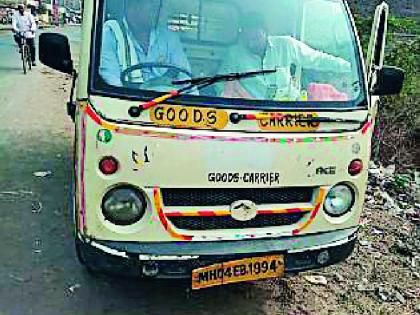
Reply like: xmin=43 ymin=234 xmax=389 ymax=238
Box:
xmin=99 ymin=0 xmax=191 ymax=88
xmin=218 ymin=13 xmax=351 ymax=100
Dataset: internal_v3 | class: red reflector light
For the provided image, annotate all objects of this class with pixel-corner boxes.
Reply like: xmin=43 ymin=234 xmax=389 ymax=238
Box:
xmin=348 ymin=159 xmax=363 ymax=176
xmin=99 ymin=157 xmax=119 ymax=175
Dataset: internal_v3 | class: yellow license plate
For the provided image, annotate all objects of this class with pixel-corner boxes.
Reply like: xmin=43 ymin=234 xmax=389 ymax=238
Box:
xmin=150 ymin=105 xmax=229 ymax=130
xmin=192 ymin=255 xmax=284 ymax=290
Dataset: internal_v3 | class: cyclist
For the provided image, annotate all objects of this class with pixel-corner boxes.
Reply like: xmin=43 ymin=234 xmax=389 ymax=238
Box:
xmin=12 ymin=4 xmax=37 ymax=66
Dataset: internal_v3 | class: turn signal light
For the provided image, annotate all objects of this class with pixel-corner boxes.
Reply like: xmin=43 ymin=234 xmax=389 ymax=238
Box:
xmin=99 ymin=157 xmax=119 ymax=175
xmin=348 ymin=159 xmax=363 ymax=176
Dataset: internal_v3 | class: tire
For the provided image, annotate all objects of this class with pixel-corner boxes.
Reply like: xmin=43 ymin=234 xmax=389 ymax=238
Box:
xmin=67 ymin=177 xmax=76 ymax=237
xmin=26 ymin=46 xmax=32 ymax=71
xmin=21 ymin=47 xmax=27 ymax=74
xmin=75 ymin=238 xmax=97 ymax=275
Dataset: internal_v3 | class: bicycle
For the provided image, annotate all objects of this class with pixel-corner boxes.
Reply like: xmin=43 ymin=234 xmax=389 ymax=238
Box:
xmin=18 ymin=33 xmax=32 ymax=74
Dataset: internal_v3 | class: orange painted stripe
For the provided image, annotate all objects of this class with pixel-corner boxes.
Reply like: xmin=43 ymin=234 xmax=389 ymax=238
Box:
xmin=164 ymin=207 xmax=312 ymax=217
xmin=258 ymin=208 xmax=312 ymax=215
xmin=165 ymin=211 xmax=231 ymax=217
xmin=292 ymin=188 xmax=327 ymax=235
xmin=101 ymin=121 xmax=119 ymax=131
xmin=154 ymin=188 xmax=193 ymax=241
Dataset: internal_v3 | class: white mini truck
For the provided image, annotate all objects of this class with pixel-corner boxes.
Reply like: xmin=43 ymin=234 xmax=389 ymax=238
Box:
xmin=39 ymin=0 xmax=404 ymax=289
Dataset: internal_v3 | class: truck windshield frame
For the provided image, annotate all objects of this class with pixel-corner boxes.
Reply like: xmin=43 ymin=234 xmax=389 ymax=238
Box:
xmin=89 ymin=0 xmax=368 ymax=111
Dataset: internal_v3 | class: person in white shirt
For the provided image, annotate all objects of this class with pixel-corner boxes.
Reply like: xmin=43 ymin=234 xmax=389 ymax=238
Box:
xmin=12 ymin=4 xmax=37 ymax=66
xmin=99 ymin=0 xmax=191 ymax=89
xmin=218 ymin=13 xmax=351 ymax=101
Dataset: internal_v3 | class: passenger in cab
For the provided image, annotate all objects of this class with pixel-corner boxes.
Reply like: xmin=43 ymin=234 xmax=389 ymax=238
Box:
xmin=99 ymin=0 xmax=191 ymax=88
xmin=219 ymin=13 xmax=351 ymax=101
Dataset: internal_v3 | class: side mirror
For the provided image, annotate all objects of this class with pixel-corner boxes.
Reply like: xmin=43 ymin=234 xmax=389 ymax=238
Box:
xmin=372 ymin=66 xmax=405 ymax=96
xmin=39 ymin=33 xmax=73 ymax=74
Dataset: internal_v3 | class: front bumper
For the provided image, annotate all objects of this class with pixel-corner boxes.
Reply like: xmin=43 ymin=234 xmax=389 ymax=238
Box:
xmin=76 ymin=227 xmax=358 ymax=279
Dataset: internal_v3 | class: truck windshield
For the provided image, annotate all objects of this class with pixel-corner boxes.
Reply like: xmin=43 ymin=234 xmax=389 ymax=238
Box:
xmin=92 ymin=0 xmax=365 ymax=109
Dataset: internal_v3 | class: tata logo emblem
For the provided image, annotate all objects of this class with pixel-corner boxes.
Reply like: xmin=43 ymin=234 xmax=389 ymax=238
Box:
xmin=230 ymin=200 xmax=258 ymax=222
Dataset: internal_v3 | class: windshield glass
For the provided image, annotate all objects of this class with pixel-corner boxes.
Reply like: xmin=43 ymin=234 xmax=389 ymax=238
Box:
xmin=92 ymin=0 xmax=365 ymax=109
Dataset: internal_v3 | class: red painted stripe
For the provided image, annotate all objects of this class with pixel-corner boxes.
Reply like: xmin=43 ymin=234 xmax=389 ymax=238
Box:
xmin=257 ymin=210 xmax=275 ymax=215
xmin=166 ymin=208 xmax=311 ymax=217
xmin=85 ymin=105 xmax=102 ymax=126
xmin=154 ymin=189 xmax=168 ymax=230
xmin=362 ymin=121 xmax=373 ymax=134
xmin=142 ymin=100 xmax=158 ymax=110
xmin=285 ymin=208 xmax=307 ymax=214
xmin=197 ymin=211 xmax=217 ymax=217
xmin=245 ymin=114 xmax=257 ymax=120
xmin=310 ymin=203 xmax=322 ymax=219
xmin=165 ymin=212 xmax=184 ymax=217
xmin=182 ymin=234 xmax=193 ymax=241
xmin=141 ymin=91 xmax=180 ymax=110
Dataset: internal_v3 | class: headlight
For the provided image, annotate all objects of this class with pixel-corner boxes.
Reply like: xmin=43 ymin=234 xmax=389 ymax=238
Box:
xmin=324 ymin=184 xmax=355 ymax=217
xmin=102 ymin=186 xmax=146 ymax=226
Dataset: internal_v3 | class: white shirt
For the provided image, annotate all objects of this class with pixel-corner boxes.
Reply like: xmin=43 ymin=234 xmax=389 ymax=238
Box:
xmin=218 ymin=36 xmax=351 ymax=100
xmin=12 ymin=11 xmax=37 ymax=39
xmin=100 ymin=19 xmax=191 ymax=87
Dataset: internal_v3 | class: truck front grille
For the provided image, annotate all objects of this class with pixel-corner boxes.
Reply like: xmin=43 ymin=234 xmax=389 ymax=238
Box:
xmin=167 ymin=213 xmax=305 ymax=231
xmin=161 ymin=188 xmax=314 ymax=207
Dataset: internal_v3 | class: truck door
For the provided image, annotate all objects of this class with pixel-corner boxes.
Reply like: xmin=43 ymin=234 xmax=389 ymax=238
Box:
xmin=366 ymin=2 xmax=389 ymax=89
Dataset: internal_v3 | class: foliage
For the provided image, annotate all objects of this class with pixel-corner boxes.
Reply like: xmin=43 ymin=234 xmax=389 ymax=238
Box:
xmin=38 ymin=4 xmax=49 ymax=15
xmin=354 ymin=15 xmax=419 ymax=168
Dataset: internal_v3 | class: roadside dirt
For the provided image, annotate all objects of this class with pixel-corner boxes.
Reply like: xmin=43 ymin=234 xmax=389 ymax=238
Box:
xmin=279 ymin=169 xmax=420 ymax=315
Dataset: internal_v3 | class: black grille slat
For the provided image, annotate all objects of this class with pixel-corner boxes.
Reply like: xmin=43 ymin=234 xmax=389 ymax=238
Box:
xmin=161 ymin=188 xmax=314 ymax=207
xmin=168 ymin=213 xmax=305 ymax=230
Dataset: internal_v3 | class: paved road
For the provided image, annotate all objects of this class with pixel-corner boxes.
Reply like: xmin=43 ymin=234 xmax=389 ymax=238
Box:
xmin=0 ymin=27 xmax=290 ymax=315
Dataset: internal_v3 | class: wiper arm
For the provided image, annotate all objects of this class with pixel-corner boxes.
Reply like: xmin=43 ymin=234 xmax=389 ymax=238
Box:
xmin=128 ymin=69 xmax=277 ymax=117
xmin=172 ymin=69 xmax=277 ymax=86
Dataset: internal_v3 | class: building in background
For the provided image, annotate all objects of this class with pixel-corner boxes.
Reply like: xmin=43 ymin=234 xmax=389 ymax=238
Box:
xmin=0 ymin=0 xmax=73 ymax=26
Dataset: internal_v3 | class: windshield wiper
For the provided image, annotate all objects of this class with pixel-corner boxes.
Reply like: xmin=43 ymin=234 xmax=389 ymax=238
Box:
xmin=128 ymin=69 xmax=277 ymax=117
xmin=172 ymin=69 xmax=277 ymax=86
